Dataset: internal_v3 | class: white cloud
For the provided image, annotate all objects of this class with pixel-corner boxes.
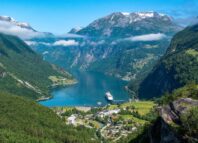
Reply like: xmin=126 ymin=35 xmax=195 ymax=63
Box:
xmin=53 ymin=40 xmax=79 ymax=47
xmin=0 ymin=21 xmax=45 ymax=39
xmin=126 ymin=33 xmax=166 ymax=42
xmin=25 ymin=40 xmax=79 ymax=47
xmin=58 ymin=33 xmax=86 ymax=39
xmin=25 ymin=41 xmax=51 ymax=46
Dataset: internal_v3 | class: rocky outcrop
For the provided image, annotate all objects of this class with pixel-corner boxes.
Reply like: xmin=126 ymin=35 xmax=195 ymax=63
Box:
xmin=141 ymin=98 xmax=198 ymax=143
xmin=158 ymin=98 xmax=198 ymax=124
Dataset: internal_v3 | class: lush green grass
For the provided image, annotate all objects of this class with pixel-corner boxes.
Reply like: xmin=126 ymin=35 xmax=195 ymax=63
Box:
xmin=186 ymin=49 xmax=198 ymax=57
xmin=49 ymin=76 xmax=77 ymax=87
xmin=0 ymin=92 xmax=99 ymax=143
xmin=120 ymin=101 xmax=156 ymax=115
xmin=157 ymin=83 xmax=198 ymax=105
xmin=120 ymin=115 xmax=147 ymax=124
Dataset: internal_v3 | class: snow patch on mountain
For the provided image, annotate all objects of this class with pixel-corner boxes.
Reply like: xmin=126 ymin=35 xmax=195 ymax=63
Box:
xmin=76 ymin=11 xmax=173 ymax=37
xmin=121 ymin=12 xmax=130 ymax=16
xmin=135 ymin=12 xmax=154 ymax=18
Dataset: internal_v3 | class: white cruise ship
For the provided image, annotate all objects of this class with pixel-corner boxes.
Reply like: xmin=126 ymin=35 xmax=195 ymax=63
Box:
xmin=105 ymin=92 xmax=113 ymax=101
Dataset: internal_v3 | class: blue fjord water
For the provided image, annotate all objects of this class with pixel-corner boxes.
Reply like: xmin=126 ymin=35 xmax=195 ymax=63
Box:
xmin=39 ymin=71 xmax=129 ymax=107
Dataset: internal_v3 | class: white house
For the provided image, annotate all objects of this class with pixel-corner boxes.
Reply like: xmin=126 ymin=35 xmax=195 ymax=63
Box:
xmin=67 ymin=115 xmax=76 ymax=125
xmin=98 ymin=109 xmax=120 ymax=118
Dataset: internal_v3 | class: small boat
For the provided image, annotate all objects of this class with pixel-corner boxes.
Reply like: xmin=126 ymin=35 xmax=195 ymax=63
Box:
xmin=97 ymin=102 xmax=102 ymax=106
xmin=105 ymin=92 xmax=113 ymax=101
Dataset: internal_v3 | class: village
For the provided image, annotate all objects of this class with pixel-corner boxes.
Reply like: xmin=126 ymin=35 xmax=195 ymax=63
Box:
xmin=53 ymin=101 xmax=156 ymax=142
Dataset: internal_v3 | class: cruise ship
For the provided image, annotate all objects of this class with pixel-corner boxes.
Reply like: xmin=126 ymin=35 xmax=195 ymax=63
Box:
xmin=105 ymin=92 xmax=114 ymax=101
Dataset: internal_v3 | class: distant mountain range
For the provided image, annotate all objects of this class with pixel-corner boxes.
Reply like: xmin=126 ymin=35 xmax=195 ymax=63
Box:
xmin=0 ymin=12 xmax=184 ymax=83
xmin=72 ymin=12 xmax=181 ymax=38
xmin=26 ymin=12 xmax=182 ymax=82
xmin=0 ymin=12 xmax=198 ymax=143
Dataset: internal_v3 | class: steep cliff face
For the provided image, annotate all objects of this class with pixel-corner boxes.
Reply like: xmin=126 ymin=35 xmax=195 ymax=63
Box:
xmin=147 ymin=117 xmax=180 ymax=143
xmin=131 ymin=24 xmax=198 ymax=99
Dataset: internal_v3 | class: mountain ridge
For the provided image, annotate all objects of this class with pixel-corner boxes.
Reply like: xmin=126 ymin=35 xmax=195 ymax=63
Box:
xmin=73 ymin=11 xmax=181 ymax=38
xmin=0 ymin=32 xmax=75 ymax=99
xmin=129 ymin=24 xmax=198 ymax=99
xmin=0 ymin=16 xmax=54 ymax=39
xmin=28 ymin=12 xmax=182 ymax=82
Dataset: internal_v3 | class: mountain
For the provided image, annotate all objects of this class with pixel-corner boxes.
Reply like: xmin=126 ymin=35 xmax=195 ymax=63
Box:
xmin=130 ymin=24 xmax=198 ymax=99
xmin=69 ymin=27 xmax=83 ymax=33
xmin=0 ymin=32 xmax=75 ymax=100
xmin=0 ymin=92 xmax=99 ymax=143
xmin=0 ymin=16 xmax=35 ymax=30
xmin=74 ymin=12 xmax=181 ymax=38
xmin=0 ymin=16 xmax=54 ymax=39
xmin=29 ymin=12 xmax=182 ymax=81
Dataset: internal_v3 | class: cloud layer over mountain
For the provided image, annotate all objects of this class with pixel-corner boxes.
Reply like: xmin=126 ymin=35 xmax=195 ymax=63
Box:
xmin=25 ymin=39 xmax=79 ymax=47
xmin=125 ymin=33 xmax=166 ymax=42
xmin=0 ymin=20 xmax=45 ymax=39
xmin=53 ymin=40 xmax=79 ymax=46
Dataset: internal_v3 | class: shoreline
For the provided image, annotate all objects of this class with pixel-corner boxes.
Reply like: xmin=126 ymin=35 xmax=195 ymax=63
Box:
xmin=40 ymin=99 xmax=132 ymax=108
xmin=37 ymin=80 xmax=78 ymax=102
xmin=50 ymin=80 xmax=78 ymax=89
xmin=36 ymin=96 xmax=52 ymax=102
xmin=37 ymin=72 xmax=132 ymax=106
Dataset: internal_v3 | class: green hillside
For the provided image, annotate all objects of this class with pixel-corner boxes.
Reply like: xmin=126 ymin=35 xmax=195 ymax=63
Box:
xmin=0 ymin=33 xmax=75 ymax=99
xmin=129 ymin=24 xmax=198 ymax=99
xmin=0 ymin=92 xmax=99 ymax=143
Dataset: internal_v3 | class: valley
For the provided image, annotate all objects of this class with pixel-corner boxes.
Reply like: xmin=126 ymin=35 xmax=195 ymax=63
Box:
xmin=0 ymin=1 xmax=197 ymax=142
xmin=28 ymin=12 xmax=181 ymax=82
xmin=39 ymin=71 xmax=129 ymax=107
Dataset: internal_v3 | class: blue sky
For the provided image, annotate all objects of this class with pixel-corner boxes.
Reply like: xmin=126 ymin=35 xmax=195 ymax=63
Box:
xmin=0 ymin=0 xmax=197 ymax=34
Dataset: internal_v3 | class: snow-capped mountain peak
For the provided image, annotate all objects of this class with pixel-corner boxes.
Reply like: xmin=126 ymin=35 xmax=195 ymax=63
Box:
xmin=0 ymin=15 xmax=53 ymax=39
xmin=87 ymin=11 xmax=172 ymax=29
xmin=0 ymin=15 xmax=34 ymax=31
xmin=135 ymin=12 xmax=155 ymax=18
xmin=120 ymin=11 xmax=169 ymax=20
xmin=69 ymin=26 xmax=83 ymax=33
xmin=74 ymin=11 xmax=181 ymax=38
